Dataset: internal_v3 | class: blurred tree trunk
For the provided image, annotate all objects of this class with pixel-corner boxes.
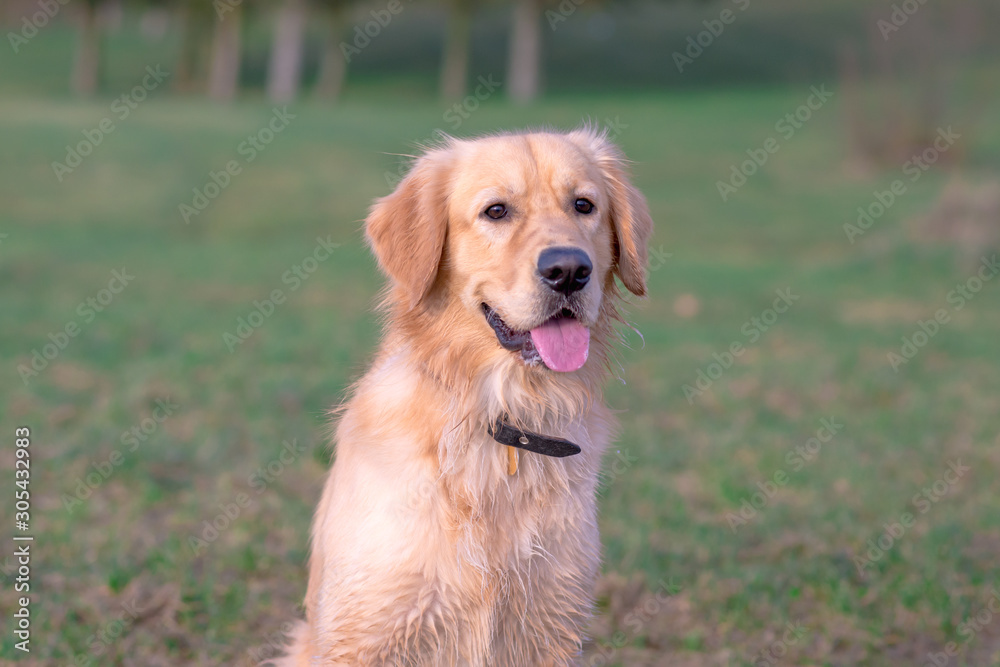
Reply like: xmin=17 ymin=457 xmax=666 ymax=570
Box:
xmin=173 ymin=4 xmax=209 ymax=93
xmin=507 ymin=0 xmax=540 ymax=103
xmin=315 ymin=4 xmax=349 ymax=102
xmin=208 ymin=5 xmax=242 ymax=102
xmin=439 ymin=0 xmax=472 ymax=100
xmin=72 ymin=0 xmax=101 ymax=95
xmin=267 ymin=0 xmax=308 ymax=103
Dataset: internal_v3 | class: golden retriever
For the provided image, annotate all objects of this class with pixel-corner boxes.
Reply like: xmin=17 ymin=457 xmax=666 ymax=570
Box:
xmin=274 ymin=127 xmax=652 ymax=666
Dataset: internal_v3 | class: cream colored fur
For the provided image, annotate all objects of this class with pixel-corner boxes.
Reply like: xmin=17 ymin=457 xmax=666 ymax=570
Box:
xmin=273 ymin=128 xmax=652 ymax=666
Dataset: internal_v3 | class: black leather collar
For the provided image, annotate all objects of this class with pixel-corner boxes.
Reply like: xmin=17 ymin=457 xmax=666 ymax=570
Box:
xmin=488 ymin=418 xmax=581 ymax=458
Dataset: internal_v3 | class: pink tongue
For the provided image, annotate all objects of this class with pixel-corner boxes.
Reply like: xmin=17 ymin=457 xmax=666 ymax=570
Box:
xmin=530 ymin=318 xmax=590 ymax=372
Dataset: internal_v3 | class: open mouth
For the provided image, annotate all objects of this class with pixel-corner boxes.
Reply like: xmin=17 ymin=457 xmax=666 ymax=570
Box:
xmin=482 ymin=304 xmax=590 ymax=372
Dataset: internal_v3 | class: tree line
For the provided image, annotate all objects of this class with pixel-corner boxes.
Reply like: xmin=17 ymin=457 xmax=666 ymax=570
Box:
xmin=57 ymin=0 xmax=553 ymax=102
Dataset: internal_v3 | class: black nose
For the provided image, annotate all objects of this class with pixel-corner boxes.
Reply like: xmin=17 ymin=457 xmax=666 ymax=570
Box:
xmin=537 ymin=247 xmax=592 ymax=295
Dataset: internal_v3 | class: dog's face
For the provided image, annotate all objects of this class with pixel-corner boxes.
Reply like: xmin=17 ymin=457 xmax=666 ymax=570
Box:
xmin=367 ymin=130 xmax=652 ymax=373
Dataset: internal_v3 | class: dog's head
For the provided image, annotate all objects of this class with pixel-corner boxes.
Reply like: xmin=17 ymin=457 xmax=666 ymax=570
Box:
xmin=366 ymin=129 xmax=652 ymax=374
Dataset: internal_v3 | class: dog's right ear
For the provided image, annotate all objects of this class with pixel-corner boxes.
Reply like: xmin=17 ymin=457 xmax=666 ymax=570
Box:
xmin=365 ymin=151 xmax=452 ymax=310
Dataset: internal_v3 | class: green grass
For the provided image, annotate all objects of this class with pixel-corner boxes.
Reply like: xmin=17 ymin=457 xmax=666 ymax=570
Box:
xmin=3 ymin=33 xmax=1000 ymax=667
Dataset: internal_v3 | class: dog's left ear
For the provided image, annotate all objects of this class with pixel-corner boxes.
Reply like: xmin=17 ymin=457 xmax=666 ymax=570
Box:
xmin=569 ymin=130 xmax=653 ymax=297
xmin=365 ymin=149 xmax=452 ymax=309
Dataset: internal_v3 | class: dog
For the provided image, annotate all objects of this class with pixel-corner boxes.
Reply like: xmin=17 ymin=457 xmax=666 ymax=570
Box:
xmin=275 ymin=127 xmax=652 ymax=666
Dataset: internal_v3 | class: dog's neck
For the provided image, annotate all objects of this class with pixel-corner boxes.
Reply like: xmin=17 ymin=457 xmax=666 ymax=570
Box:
xmin=379 ymin=292 xmax=620 ymax=477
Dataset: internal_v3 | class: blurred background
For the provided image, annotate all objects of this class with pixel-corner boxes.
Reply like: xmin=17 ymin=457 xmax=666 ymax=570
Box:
xmin=1 ymin=0 xmax=1000 ymax=664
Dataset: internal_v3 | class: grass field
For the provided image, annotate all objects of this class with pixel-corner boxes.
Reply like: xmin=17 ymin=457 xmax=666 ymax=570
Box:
xmin=3 ymin=25 xmax=1000 ymax=666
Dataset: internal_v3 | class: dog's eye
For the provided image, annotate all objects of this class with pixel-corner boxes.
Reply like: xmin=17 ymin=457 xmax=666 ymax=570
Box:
xmin=574 ymin=198 xmax=595 ymax=214
xmin=484 ymin=204 xmax=508 ymax=220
